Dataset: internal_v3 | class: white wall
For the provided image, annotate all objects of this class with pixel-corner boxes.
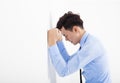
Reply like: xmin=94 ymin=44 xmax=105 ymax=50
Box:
xmin=50 ymin=0 xmax=120 ymax=83
xmin=0 ymin=0 xmax=51 ymax=83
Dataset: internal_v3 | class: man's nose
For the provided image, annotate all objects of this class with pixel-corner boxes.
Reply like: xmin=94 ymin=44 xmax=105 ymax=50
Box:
xmin=65 ymin=37 xmax=69 ymax=41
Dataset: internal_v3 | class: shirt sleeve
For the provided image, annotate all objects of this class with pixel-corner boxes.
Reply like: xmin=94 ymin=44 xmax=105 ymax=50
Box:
xmin=57 ymin=41 xmax=70 ymax=62
xmin=48 ymin=41 xmax=102 ymax=77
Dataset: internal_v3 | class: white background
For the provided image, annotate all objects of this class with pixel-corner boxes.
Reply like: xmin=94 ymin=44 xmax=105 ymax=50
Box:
xmin=0 ymin=0 xmax=50 ymax=83
xmin=0 ymin=0 xmax=120 ymax=83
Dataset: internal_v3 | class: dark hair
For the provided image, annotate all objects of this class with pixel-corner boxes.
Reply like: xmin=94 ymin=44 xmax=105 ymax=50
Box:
xmin=56 ymin=11 xmax=84 ymax=31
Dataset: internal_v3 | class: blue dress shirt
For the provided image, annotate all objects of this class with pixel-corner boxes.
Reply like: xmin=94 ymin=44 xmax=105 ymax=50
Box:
xmin=48 ymin=32 xmax=111 ymax=83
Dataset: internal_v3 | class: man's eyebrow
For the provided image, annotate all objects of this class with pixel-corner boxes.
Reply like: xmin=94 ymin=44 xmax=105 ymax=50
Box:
xmin=63 ymin=34 xmax=65 ymax=36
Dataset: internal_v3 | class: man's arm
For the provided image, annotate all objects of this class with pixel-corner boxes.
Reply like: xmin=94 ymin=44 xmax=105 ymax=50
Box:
xmin=48 ymin=40 xmax=102 ymax=77
xmin=57 ymin=41 xmax=70 ymax=62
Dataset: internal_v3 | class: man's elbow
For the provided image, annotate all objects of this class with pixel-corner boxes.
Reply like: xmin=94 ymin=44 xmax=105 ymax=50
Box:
xmin=57 ymin=69 xmax=68 ymax=77
xmin=58 ymin=72 xmax=66 ymax=77
xmin=55 ymin=64 xmax=68 ymax=77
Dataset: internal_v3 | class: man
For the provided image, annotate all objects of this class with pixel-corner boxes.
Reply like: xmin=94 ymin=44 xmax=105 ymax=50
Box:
xmin=47 ymin=11 xmax=111 ymax=83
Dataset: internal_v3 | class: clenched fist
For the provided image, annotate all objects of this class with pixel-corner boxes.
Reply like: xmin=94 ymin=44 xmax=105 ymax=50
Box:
xmin=47 ymin=28 xmax=62 ymax=47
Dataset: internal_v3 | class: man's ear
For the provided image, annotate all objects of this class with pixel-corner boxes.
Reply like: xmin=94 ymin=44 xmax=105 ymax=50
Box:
xmin=73 ymin=26 xmax=78 ymax=32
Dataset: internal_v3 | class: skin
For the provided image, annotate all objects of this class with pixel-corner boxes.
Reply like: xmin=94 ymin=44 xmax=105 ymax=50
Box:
xmin=61 ymin=26 xmax=85 ymax=45
xmin=47 ymin=26 xmax=86 ymax=47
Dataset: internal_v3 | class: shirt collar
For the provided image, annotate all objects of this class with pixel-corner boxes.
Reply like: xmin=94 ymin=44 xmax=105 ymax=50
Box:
xmin=80 ymin=32 xmax=89 ymax=48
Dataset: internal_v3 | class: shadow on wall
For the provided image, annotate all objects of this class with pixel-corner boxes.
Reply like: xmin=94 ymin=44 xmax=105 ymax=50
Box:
xmin=47 ymin=12 xmax=56 ymax=83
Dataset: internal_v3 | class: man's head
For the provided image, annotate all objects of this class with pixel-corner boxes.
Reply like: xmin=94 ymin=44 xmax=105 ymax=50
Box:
xmin=56 ymin=11 xmax=85 ymax=45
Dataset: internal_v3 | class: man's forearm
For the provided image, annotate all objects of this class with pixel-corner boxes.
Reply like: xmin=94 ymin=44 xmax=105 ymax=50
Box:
xmin=48 ymin=39 xmax=56 ymax=47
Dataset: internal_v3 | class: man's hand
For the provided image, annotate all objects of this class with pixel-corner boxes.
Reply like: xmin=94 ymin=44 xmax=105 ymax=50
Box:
xmin=47 ymin=28 xmax=62 ymax=47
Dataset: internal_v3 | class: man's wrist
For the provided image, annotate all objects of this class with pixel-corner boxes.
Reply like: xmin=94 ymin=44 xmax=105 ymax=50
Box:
xmin=48 ymin=39 xmax=56 ymax=47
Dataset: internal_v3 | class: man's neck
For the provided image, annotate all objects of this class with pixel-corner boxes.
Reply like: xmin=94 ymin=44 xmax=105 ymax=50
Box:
xmin=79 ymin=30 xmax=86 ymax=43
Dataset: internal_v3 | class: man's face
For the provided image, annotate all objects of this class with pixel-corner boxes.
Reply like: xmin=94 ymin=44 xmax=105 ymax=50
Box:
xmin=60 ymin=27 xmax=80 ymax=45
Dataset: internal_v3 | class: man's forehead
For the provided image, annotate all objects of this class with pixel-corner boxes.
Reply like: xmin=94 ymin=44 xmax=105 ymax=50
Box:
xmin=60 ymin=28 xmax=65 ymax=33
